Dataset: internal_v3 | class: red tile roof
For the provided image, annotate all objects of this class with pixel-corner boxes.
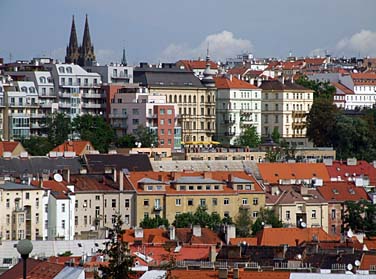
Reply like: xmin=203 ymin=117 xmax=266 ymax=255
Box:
xmin=229 ymin=237 xmax=257 ymax=246
xmin=325 ymin=160 xmax=376 ymax=185
xmin=52 ymin=140 xmax=94 ymax=156
xmin=360 ymin=254 xmax=376 ymax=270
xmin=0 ymin=259 xmax=64 ymax=279
xmin=178 ymin=60 xmax=218 ymax=70
xmin=214 ymin=76 xmax=258 ymax=89
xmin=123 ymin=228 xmax=170 ymax=245
xmin=364 ymin=237 xmax=376 ymax=250
xmin=351 ymin=72 xmax=376 ymax=85
xmin=332 ymin=82 xmax=354 ymax=95
xmin=125 ymin=171 xmax=263 ymax=194
xmin=256 ymin=227 xmax=339 ymax=246
xmin=0 ymin=141 xmax=22 ymax=156
xmin=170 ymin=270 xmax=291 ymax=279
xmin=317 ymin=182 xmax=370 ymax=203
xmin=227 ymin=66 xmax=250 ymax=76
xmin=257 ymin=163 xmax=330 ymax=184
xmin=71 ymin=175 xmax=129 ymax=192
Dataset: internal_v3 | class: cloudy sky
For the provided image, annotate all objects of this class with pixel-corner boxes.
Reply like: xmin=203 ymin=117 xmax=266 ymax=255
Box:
xmin=0 ymin=0 xmax=375 ymax=65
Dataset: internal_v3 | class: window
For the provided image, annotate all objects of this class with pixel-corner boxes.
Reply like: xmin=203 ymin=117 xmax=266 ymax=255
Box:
xmin=125 ymin=215 xmax=130 ymax=224
xmin=214 ymin=185 xmax=220 ymax=190
xmin=331 ymin=209 xmax=336 ymax=220
xmin=95 ymin=195 xmax=100 ymax=201
xmin=25 ymin=192 xmax=30 ymax=199
xmin=143 ymin=199 xmax=149 ymax=206
xmin=167 ymin=109 xmax=172 ymax=115
xmin=6 ymin=214 xmax=10 ymax=224
xmin=125 ymin=199 xmax=130 ymax=208
xmin=160 ymin=119 xmax=165 ymax=125
xmin=6 ymin=199 xmax=9 ymax=208
xmin=112 ymin=199 xmax=116 ymax=208
xmin=62 ymin=220 xmax=65 ymax=229
xmin=286 ymin=210 xmax=290 ymax=220
xmin=252 ymin=211 xmax=259 ymax=218
xmin=253 ymin=198 xmax=258 ymax=205
xmin=18 ymin=229 xmax=24 ymax=240
xmin=61 ymin=204 xmax=65 ymax=213
xmin=180 ymin=186 xmax=186 ymax=191
xmin=45 ymin=220 xmax=48 ymax=229
xmin=187 ymin=199 xmax=193 ymax=206
xmin=242 ymin=198 xmax=248 ymax=205
xmin=312 ymin=210 xmax=317 ymax=219
xmin=75 ymin=200 xmax=78 ymax=208
xmin=36 ymin=198 xmax=39 ymax=207
xmin=45 ymin=204 xmax=48 ymax=213
xmin=176 ymin=199 xmax=181 ymax=206
xmin=188 ymin=185 xmax=194 ymax=190
xmin=200 ymin=199 xmax=206 ymax=207
xmin=18 ymin=214 xmax=24 ymax=224
xmin=84 ymin=216 xmax=88 ymax=226
xmin=331 ymin=225 xmax=336 ymax=234
xmin=75 ymin=216 xmax=78 ymax=226
xmin=35 ymin=213 xmax=39 ymax=224
xmin=212 ymin=198 xmax=218 ymax=206
xmin=147 ymin=185 xmax=153 ymax=191
xmin=224 ymin=198 xmax=229 ymax=205
xmin=83 ymin=200 xmax=88 ymax=208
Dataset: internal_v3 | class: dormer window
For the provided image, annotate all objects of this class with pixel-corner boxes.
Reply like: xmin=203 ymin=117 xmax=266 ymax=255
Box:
xmin=39 ymin=77 xmax=46 ymax=83
xmin=188 ymin=185 xmax=194 ymax=191
xmin=66 ymin=67 xmax=72 ymax=73
xmin=29 ymin=87 xmax=35 ymax=93
xmin=245 ymin=184 xmax=252 ymax=190
xmin=147 ymin=185 xmax=153 ymax=191
xmin=214 ymin=185 xmax=220 ymax=190
xmin=197 ymin=186 xmax=202 ymax=190
xmin=237 ymin=185 xmax=243 ymax=190
xmin=21 ymin=86 xmax=27 ymax=92
xmin=206 ymin=185 xmax=211 ymax=190
xmin=58 ymin=66 xmax=65 ymax=73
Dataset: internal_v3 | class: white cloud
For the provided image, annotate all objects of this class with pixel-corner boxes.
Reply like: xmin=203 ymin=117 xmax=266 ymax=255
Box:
xmin=309 ymin=48 xmax=327 ymax=57
xmin=336 ymin=30 xmax=376 ymax=56
xmin=160 ymin=30 xmax=253 ymax=62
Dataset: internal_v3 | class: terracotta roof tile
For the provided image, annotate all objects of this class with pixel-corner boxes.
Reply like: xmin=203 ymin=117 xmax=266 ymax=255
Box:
xmin=360 ymin=254 xmax=376 ymax=270
xmin=364 ymin=237 xmax=376 ymax=250
xmin=317 ymin=182 xmax=370 ymax=202
xmin=52 ymin=140 xmax=94 ymax=156
xmin=257 ymin=227 xmax=339 ymax=246
xmin=332 ymin=82 xmax=354 ymax=94
xmin=325 ymin=160 xmax=376 ymax=184
xmin=178 ymin=60 xmax=218 ymax=70
xmin=0 ymin=259 xmax=64 ymax=279
xmin=258 ymin=163 xmax=330 ymax=184
xmin=229 ymin=237 xmax=257 ymax=246
xmin=214 ymin=76 xmax=258 ymax=89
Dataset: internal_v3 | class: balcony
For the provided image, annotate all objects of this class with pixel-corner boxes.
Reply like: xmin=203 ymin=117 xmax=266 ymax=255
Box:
xmin=31 ymin=113 xmax=46 ymax=118
xmin=223 ymin=119 xmax=235 ymax=125
xmin=240 ymin=110 xmax=253 ymax=116
xmin=31 ymin=123 xmax=42 ymax=129
xmin=154 ymin=205 xmax=162 ymax=211
xmin=40 ymin=102 xmax=53 ymax=108
xmin=146 ymin=114 xmax=158 ymax=119
xmin=112 ymin=73 xmax=132 ymax=80
xmin=82 ymin=103 xmax=103 ymax=109
xmin=292 ymin=122 xmax=306 ymax=129
xmin=224 ymin=132 xmax=235 ymax=136
xmin=59 ymin=103 xmax=71 ymax=109
xmin=82 ymin=93 xmax=105 ymax=99
xmin=110 ymin=113 xmax=127 ymax=119
xmin=59 ymin=93 xmax=75 ymax=98
xmin=292 ymin=111 xmax=307 ymax=118
xmin=112 ymin=123 xmax=127 ymax=129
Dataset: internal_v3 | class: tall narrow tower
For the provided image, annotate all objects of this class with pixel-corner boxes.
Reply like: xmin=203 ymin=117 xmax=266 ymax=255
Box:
xmin=78 ymin=15 xmax=96 ymax=66
xmin=65 ymin=16 xmax=80 ymax=64
xmin=121 ymin=47 xmax=127 ymax=66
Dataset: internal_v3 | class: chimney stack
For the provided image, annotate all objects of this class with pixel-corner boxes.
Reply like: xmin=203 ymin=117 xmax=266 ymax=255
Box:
xmin=192 ymin=225 xmax=202 ymax=237
xmin=218 ymin=268 xmax=228 ymax=279
xmin=169 ymin=226 xmax=176 ymax=241
xmin=225 ymin=224 xmax=236 ymax=245
xmin=113 ymin=169 xmax=117 ymax=183
xmin=119 ymin=169 xmax=124 ymax=191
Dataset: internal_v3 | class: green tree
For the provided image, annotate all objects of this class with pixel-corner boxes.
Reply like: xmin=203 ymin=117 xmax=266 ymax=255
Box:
xmin=252 ymin=208 xmax=282 ymax=235
xmin=235 ymin=126 xmax=261 ymax=148
xmin=173 ymin=212 xmax=195 ymax=228
xmin=251 ymin=218 xmax=264 ymax=235
xmin=47 ymin=112 xmax=71 ymax=147
xmin=96 ymin=215 xmax=135 ymax=279
xmin=134 ymin=125 xmax=158 ymax=147
xmin=306 ymin=97 xmax=340 ymax=147
xmin=235 ymin=207 xmax=253 ymax=237
xmin=115 ymin=134 xmax=136 ymax=148
xmin=271 ymin=127 xmax=280 ymax=144
xmin=173 ymin=206 xmax=227 ymax=230
xmin=139 ymin=215 xmax=169 ymax=229
xmin=73 ymin=115 xmax=115 ymax=153
xmin=295 ymin=75 xmax=336 ymax=99
xmin=22 ymin=136 xmax=54 ymax=156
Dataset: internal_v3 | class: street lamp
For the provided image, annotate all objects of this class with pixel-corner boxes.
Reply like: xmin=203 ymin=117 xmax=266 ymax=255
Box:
xmin=16 ymin=239 xmax=33 ymax=279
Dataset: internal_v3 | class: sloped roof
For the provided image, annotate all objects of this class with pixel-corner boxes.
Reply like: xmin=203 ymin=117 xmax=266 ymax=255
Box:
xmin=170 ymin=270 xmax=291 ymax=279
xmin=332 ymin=82 xmax=354 ymax=95
xmin=84 ymin=154 xmax=153 ymax=173
xmin=0 ymin=259 xmax=64 ymax=279
xmin=257 ymin=228 xmax=339 ymax=246
xmin=317 ymin=182 xmax=370 ymax=203
xmin=364 ymin=237 xmax=376 ymax=250
xmin=0 ymin=141 xmax=21 ymax=156
xmin=178 ymin=60 xmax=218 ymax=70
xmin=229 ymin=237 xmax=257 ymax=246
xmin=266 ymin=186 xmax=326 ymax=205
xmin=360 ymin=254 xmax=376 ymax=270
xmin=176 ymin=227 xmax=222 ymax=245
xmin=214 ymin=76 xmax=258 ymax=89
xmin=52 ymin=140 xmax=94 ymax=156
xmin=260 ymin=80 xmax=311 ymax=91
xmin=257 ymin=163 xmax=330 ymax=184
xmin=325 ymin=160 xmax=376 ymax=184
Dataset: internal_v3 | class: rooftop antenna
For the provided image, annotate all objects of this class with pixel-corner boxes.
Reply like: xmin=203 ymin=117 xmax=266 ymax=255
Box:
xmin=9 ymin=52 xmax=12 ymax=63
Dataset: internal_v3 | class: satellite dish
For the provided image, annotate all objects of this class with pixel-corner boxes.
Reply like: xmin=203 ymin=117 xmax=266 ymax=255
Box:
xmin=347 ymin=263 xmax=353 ymax=271
xmin=355 ymin=260 xmax=360 ymax=267
xmin=300 ymin=222 xmax=307 ymax=228
xmin=53 ymin=173 xmax=63 ymax=183
xmin=297 ymin=254 xmax=302 ymax=260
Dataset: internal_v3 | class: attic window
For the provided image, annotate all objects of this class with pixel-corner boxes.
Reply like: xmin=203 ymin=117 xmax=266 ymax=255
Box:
xmin=332 ymin=189 xmax=339 ymax=194
xmin=336 ymin=167 xmax=341 ymax=171
xmin=349 ymin=189 xmax=355 ymax=195
xmin=274 ymin=173 xmax=279 ymax=176
xmin=147 ymin=186 xmax=153 ymax=191
xmin=312 ymin=173 xmax=316 ymax=176
xmin=291 ymin=173 xmax=296 ymax=177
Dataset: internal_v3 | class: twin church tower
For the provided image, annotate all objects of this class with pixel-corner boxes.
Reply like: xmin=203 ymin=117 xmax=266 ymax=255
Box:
xmin=65 ymin=15 xmax=96 ymax=67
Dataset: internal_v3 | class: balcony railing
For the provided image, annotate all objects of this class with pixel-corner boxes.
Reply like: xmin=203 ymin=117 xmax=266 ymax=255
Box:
xmin=82 ymin=103 xmax=103 ymax=109
xmin=224 ymin=119 xmax=235 ymax=125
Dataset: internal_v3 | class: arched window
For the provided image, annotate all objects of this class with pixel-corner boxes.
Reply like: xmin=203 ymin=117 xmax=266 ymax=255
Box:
xmin=188 ymin=95 xmax=191 ymax=103
xmin=169 ymin=95 xmax=172 ymax=103
xmin=201 ymin=95 xmax=204 ymax=103
xmin=39 ymin=77 xmax=46 ymax=83
xmin=21 ymin=86 xmax=27 ymax=92
xmin=183 ymin=95 xmax=187 ymax=103
xmin=179 ymin=95 xmax=182 ymax=103
xmin=29 ymin=87 xmax=36 ymax=93
xmin=66 ymin=67 xmax=72 ymax=73
xmin=58 ymin=66 xmax=65 ymax=73
xmin=193 ymin=96 xmax=196 ymax=103
xmin=208 ymin=95 xmax=211 ymax=102
xmin=174 ymin=95 xmax=177 ymax=103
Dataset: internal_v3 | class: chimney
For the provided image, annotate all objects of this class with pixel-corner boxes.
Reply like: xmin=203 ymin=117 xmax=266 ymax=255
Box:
xmin=113 ymin=169 xmax=117 ymax=183
xmin=229 ymin=74 xmax=233 ymax=81
xmin=158 ymin=175 xmax=163 ymax=182
xmin=218 ymin=268 xmax=228 ymax=279
xmin=227 ymin=174 xmax=233 ymax=182
xmin=209 ymin=245 xmax=217 ymax=263
xmin=225 ymin=224 xmax=236 ymax=245
xmin=203 ymin=172 xmax=212 ymax=179
xmin=282 ymin=76 xmax=285 ymax=84
xmin=67 ymin=169 xmax=70 ymax=183
xmin=300 ymin=186 xmax=308 ymax=196
xmin=192 ymin=225 xmax=201 ymax=237
xmin=169 ymin=226 xmax=175 ymax=241
xmin=233 ymin=268 xmax=239 ymax=279
xmin=135 ymin=227 xmax=144 ymax=239
xmin=119 ymin=169 xmax=124 ymax=192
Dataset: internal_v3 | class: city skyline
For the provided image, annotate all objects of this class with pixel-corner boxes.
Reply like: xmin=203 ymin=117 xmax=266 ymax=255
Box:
xmin=0 ymin=0 xmax=376 ymax=65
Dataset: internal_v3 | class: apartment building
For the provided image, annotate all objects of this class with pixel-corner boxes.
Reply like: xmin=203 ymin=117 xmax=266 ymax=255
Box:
xmin=266 ymin=185 xmax=329 ymax=233
xmin=109 ymin=87 xmax=181 ymax=149
xmin=125 ymin=171 xmax=265 ymax=226
xmin=0 ymin=182 xmax=45 ymax=240
xmin=71 ymin=172 xmax=135 ymax=239
xmin=260 ymin=80 xmax=313 ymax=144
xmin=86 ymin=64 xmax=133 ymax=84
xmin=134 ymin=63 xmax=216 ymax=143
xmin=214 ymin=75 xmax=262 ymax=145
xmin=45 ymin=63 xmax=105 ymax=118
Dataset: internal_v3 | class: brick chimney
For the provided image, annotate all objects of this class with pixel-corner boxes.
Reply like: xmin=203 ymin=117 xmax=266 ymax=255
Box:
xmin=192 ymin=225 xmax=201 ymax=237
